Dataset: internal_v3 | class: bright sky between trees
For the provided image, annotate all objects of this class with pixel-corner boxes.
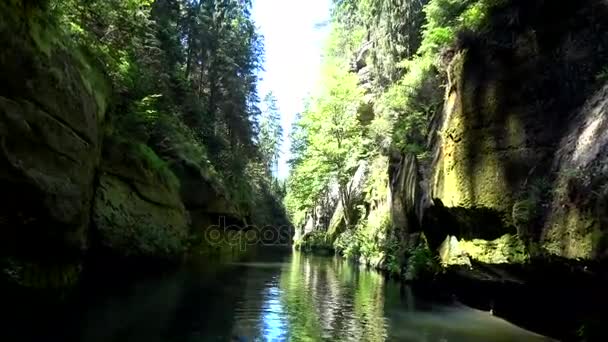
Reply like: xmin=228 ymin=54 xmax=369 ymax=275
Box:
xmin=252 ymin=0 xmax=332 ymax=180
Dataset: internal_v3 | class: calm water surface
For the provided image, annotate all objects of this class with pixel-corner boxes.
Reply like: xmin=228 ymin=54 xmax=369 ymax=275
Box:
xmin=4 ymin=251 xmax=551 ymax=342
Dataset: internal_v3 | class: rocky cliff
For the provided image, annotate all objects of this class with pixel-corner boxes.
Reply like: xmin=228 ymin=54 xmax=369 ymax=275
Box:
xmin=425 ymin=0 xmax=608 ymax=264
xmin=0 ymin=2 xmax=108 ymax=288
xmin=0 ymin=2 xmax=266 ymax=290
xmin=292 ymin=1 xmax=608 ymax=337
xmin=413 ymin=2 xmax=608 ymax=338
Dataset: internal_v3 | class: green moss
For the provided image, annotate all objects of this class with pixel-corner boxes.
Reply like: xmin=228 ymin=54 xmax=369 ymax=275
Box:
xmin=28 ymin=18 xmax=56 ymax=57
xmin=108 ymin=136 xmax=181 ymax=191
xmin=512 ymin=198 xmax=536 ymax=230
xmin=439 ymin=234 xmax=528 ymax=266
xmin=542 ymin=206 xmax=599 ymax=259
xmin=459 ymin=234 xmax=529 ymax=264
xmin=72 ymin=49 xmax=110 ymax=120
xmin=93 ymin=175 xmax=189 ymax=259
xmin=506 ymin=114 xmax=527 ymax=147
xmin=438 ymin=138 xmax=511 ymax=209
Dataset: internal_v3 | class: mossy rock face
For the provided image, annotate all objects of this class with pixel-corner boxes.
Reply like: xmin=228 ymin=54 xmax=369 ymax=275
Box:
xmin=93 ymin=138 xmax=189 ymax=260
xmin=439 ymin=234 xmax=528 ymax=266
xmin=170 ymin=159 xmax=240 ymax=217
xmin=432 ymin=51 xmax=550 ymax=213
xmin=326 ymin=203 xmax=345 ymax=244
xmin=428 ymin=1 xmax=608 ymax=262
xmin=461 ymin=234 xmax=529 ymax=264
xmin=0 ymin=1 xmax=108 ymax=286
xmin=541 ymin=84 xmax=608 ymax=259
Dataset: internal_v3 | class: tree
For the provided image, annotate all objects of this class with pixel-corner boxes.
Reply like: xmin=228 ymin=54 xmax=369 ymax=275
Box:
xmin=285 ymin=59 xmax=364 ymax=228
xmin=258 ymin=92 xmax=283 ymax=174
xmin=48 ymin=0 xmax=287 ymax=225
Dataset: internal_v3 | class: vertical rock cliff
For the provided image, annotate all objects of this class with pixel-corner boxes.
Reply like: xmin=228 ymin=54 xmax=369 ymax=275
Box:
xmin=0 ymin=2 xmax=109 ymax=288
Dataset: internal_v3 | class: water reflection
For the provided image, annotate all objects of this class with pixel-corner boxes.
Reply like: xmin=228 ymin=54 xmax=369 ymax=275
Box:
xmin=276 ymin=253 xmax=388 ymax=341
xmin=0 ymin=252 xmax=552 ymax=342
xmin=225 ymin=253 xmax=549 ymax=341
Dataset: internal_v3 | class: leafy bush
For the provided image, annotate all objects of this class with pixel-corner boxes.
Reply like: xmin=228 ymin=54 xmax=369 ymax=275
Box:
xmin=334 ymin=228 xmax=361 ymax=259
xmin=295 ymin=230 xmax=333 ymax=253
xmin=404 ymin=240 xmax=440 ymax=281
xmin=596 ymin=66 xmax=608 ymax=83
xmin=384 ymin=237 xmax=402 ymax=275
xmin=419 ymin=0 xmax=505 ymax=55
xmin=373 ymin=55 xmax=441 ymax=154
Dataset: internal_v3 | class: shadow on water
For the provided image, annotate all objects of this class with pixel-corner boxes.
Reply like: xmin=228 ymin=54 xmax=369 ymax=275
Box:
xmin=0 ymin=251 xmax=551 ymax=342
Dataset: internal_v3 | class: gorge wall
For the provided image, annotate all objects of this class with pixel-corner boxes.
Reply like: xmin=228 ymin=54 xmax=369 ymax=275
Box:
xmin=296 ymin=0 xmax=608 ymax=272
xmin=292 ymin=2 xmax=608 ymax=337
xmin=0 ymin=2 xmax=287 ymax=290
xmin=425 ymin=0 xmax=608 ymax=263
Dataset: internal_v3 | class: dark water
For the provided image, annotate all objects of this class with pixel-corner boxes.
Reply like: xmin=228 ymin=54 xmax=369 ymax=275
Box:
xmin=3 ymin=251 xmax=551 ymax=342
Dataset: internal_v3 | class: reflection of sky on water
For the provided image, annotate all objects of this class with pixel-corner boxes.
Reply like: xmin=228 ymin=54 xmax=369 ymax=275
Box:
xmin=231 ymin=254 xmax=550 ymax=342
xmin=261 ymin=284 xmax=287 ymax=342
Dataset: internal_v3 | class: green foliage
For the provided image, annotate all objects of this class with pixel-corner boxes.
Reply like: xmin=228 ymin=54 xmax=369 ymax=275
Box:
xmin=596 ymin=66 xmax=608 ymax=83
xmin=333 ymin=205 xmax=397 ymax=272
xmin=373 ymin=56 xmax=440 ymax=154
xmin=258 ymin=92 xmax=284 ymax=174
xmin=113 ymin=94 xmax=162 ymax=141
xmin=332 ymin=0 xmax=428 ymax=84
xmin=48 ymin=0 xmax=286 ymax=234
xmin=384 ymin=238 xmax=402 ymax=275
xmin=285 ymin=62 xmax=365 ymax=226
xmin=334 ymin=228 xmax=361 ymax=259
xmin=513 ymin=176 xmax=552 ymax=235
xmin=50 ymin=0 xmax=158 ymax=95
xmin=295 ymin=231 xmax=334 ymax=254
xmin=419 ymin=0 xmax=506 ymax=55
xmin=358 ymin=207 xmax=391 ymax=262
xmin=404 ymin=238 xmax=440 ymax=281
xmin=109 ymin=135 xmax=180 ymax=190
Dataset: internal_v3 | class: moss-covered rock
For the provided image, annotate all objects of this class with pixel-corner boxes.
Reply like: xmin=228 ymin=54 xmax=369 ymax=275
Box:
xmin=460 ymin=234 xmax=529 ymax=264
xmin=92 ymin=137 xmax=189 ymax=260
xmin=438 ymin=235 xmax=472 ymax=267
xmin=541 ymin=83 xmax=608 ymax=259
xmin=0 ymin=1 xmax=109 ymax=287
xmin=427 ymin=0 xmax=608 ymax=262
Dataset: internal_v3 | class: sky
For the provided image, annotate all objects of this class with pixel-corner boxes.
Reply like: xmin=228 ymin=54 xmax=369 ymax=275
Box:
xmin=252 ymin=0 xmax=332 ymax=179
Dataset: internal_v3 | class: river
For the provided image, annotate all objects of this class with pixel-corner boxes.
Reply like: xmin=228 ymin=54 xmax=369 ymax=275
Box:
xmin=2 ymin=250 xmax=552 ymax=342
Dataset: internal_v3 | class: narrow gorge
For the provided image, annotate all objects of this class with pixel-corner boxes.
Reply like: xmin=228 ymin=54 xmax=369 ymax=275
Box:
xmin=1 ymin=0 xmax=608 ymax=341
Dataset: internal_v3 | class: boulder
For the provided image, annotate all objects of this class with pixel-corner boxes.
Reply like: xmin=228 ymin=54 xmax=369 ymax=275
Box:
xmin=92 ymin=138 xmax=189 ymax=260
